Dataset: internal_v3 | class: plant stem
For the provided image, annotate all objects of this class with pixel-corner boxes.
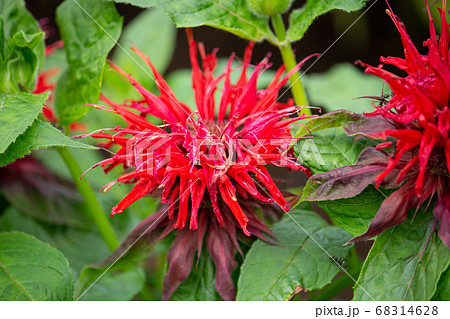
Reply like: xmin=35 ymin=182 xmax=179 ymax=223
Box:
xmin=313 ymin=247 xmax=362 ymax=300
xmin=138 ymin=284 xmax=159 ymax=301
xmin=58 ymin=147 xmax=119 ymax=251
xmin=271 ymin=14 xmax=311 ymax=116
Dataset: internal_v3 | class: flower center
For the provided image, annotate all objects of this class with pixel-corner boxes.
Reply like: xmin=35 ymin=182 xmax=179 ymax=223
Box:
xmin=429 ymin=154 xmax=449 ymax=177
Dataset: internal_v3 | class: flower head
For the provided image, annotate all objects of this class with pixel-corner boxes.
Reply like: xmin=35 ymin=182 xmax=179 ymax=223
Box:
xmin=352 ymin=0 xmax=450 ymax=247
xmin=86 ymin=30 xmax=311 ymax=299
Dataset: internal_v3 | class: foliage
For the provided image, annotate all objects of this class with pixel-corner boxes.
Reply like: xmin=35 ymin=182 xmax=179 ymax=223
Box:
xmin=237 ymin=205 xmax=352 ymax=300
xmin=0 ymin=232 xmax=74 ymax=300
xmin=55 ymin=0 xmax=123 ymax=124
xmin=0 ymin=0 xmax=45 ymax=92
xmin=0 ymin=0 xmax=447 ymax=303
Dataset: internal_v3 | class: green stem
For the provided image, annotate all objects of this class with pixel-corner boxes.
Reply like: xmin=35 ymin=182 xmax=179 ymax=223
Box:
xmin=313 ymin=247 xmax=362 ymax=300
xmin=58 ymin=148 xmax=119 ymax=251
xmin=271 ymin=14 xmax=311 ymax=116
xmin=138 ymin=284 xmax=158 ymax=301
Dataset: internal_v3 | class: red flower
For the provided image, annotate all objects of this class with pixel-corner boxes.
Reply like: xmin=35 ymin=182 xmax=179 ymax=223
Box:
xmin=34 ymin=64 xmax=60 ymax=124
xmin=86 ymin=30 xmax=312 ymax=299
xmin=33 ymin=40 xmax=86 ymax=132
xmin=353 ymin=1 xmax=450 ymax=247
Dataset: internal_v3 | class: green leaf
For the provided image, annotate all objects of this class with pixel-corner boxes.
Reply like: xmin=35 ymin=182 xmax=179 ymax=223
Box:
xmin=0 ymin=0 xmax=45 ymax=92
xmin=0 ymin=232 xmax=74 ymax=301
xmin=74 ymin=210 xmax=173 ymax=300
xmin=287 ymin=1 xmax=366 ymax=41
xmin=294 ymin=127 xmax=374 ymax=175
xmin=317 ymin=186 xmax=389 ymax=237
xmin=294 ymin=109 xmax=361 ymax=137
xmin=236 ymin=205 xmax=352 ymax=300
xmin=0 ymin=0 xmax=43 ymax=49
xmin=295 ymin=126 xmax=386 ymax=236
xmin=78 ymin=268 xmax=145 ymax=301
xmin=0 ymin=92 xmax=48 ymax=154
xmin=0 ymin=208 xmax=110 ymax=274
xmin=354 ymin=213 xmax=450 ymax=301
xmin=111 ymin=0 xmax=273 ymax=41
xmin=171 ymin=250 xmax=221 ymax=301
xmin=432 ymin=265 xmax=450 ymax=300
xmin=247 ymin=0 xmax=294 ymax=16
xmin=1 ymin=31 xmax=45 ymax=92
xmin=303 ymin=63 xmax=385 ymax=113
xmin=103 ymin=8 xmax=176 ymax=102
xmin=0 ymin=118 xmax=96 ymax=167
xmin=55 ymin=0 xmax=123 ymax=124
xmin=74 ymin=242 xmax=151 ymax=300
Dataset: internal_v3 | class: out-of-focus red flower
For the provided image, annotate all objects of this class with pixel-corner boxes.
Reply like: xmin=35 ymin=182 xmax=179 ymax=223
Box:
xmin=353 ymin=0 xmax=450 ymax=247
xmin=85 ymin=30 xmax=312 ymax=299
xmin=33 ymin=40 xmax=86 ymax=132
xmin=35 ymin=18 xmax=62 ymax=123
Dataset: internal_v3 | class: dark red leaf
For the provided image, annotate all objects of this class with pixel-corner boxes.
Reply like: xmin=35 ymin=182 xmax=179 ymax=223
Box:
xmin=162 ymin=228 xmax=199 ymax=300
xmin=434 ymin=187 xmax=450 ymax=248
xmin=343 ymin=113 xmax=397 ymax=138
xmin=207 ymin=220 xmax=238 ymax=301
xmin=303 ymin=165 xmax=386 ymax=201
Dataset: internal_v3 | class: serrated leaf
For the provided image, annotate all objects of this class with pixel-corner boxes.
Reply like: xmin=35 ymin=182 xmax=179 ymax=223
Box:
xmin=0 ymin=118 xmax=96 ymax=167
xmin=236 ymin=206 xmax=352 ymax=301
xmin=294 ymin=127 xmax=375 ymax=175
xmin=55 ymin=0 xmax=122 ymax=124
xmin=111 ymin=0 xmax=273 ymax=41
xmin=287 ymin=1 xmax=366 ymax=41
xmin=78 ymin=268 xmax=145 ymax=301
xmin=0 ymin=232 xmax=74 ymax=301
xmin=0 ymin=92 xmax=48 ymax=153
xmin=103 ymin=8 xmax=176 ymax=102
xmin=171 ymin=250 xmax=221 ymax=301
xmin=354 ymin=213 xmax=450 ymax=301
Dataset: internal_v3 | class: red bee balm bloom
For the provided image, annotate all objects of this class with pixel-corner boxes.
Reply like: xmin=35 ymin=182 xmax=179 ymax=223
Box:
xmin=353 ymin=1 xmax=450 ymax=246
xmin=87 ymin=30 xmax=311 ymax=299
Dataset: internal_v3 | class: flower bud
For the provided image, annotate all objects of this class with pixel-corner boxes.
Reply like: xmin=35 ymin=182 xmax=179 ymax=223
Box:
xmin=247 ymin=0 xmax=294 ymax=16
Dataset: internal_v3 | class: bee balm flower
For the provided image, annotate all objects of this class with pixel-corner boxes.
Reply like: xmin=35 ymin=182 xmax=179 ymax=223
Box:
xmin=300 ymin=1 xmax=449 ymax=249
xmin=86 ymin=30 xmax=313 ymax=299
xmin=352 ymin=0 xmax=450 ymax=247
